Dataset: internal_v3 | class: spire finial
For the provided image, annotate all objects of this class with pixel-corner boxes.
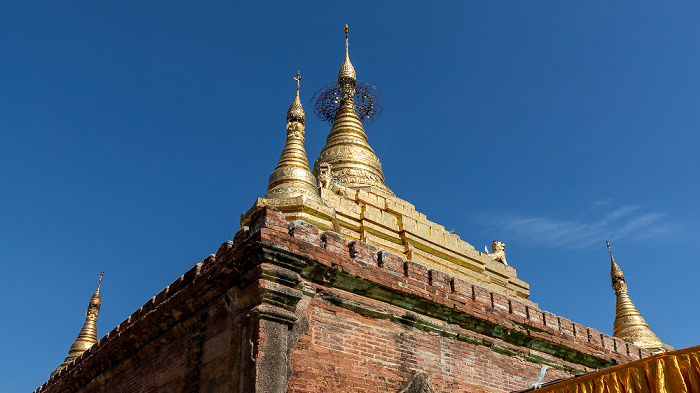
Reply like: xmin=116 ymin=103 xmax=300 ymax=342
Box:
xmin=345 ymin=24 xmax=349 ymax=51
xmin=91 ymin=270 xmax=103 ymax=305
xmin=606 ymin=240 xmax=613 ymax=256
xmin=608 ymin=240 xmax=624 ymax=282
xmin=287 ymin=72 xmax=305 ymax=124
xmin=338 ymin=24 xmax=356 ymax=83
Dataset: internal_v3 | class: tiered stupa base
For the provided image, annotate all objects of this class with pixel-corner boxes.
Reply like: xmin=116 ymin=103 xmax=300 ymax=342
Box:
xmin=242 ymin=186 xmax=531 ymax=304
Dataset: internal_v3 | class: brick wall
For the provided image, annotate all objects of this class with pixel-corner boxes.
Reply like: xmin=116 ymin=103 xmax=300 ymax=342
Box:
xmin=290 ymin=292 xmax=577 ymax=392
xmin=36 ymin=207 xmax=649 ymax=393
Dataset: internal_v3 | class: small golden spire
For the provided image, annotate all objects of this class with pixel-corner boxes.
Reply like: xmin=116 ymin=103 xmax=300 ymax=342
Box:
xmin=287 ymin=72 xmax=305 ymax=124
xmin=338 ymin=24 xmax=356 ymax=83
xmin=51 ymin=271 xmax=103 ymax=377
xmin=314 ymin=25 xmax=393 ymax=195
xmin=607 ymin=242 xmax=671 ymax=353
xmin=265 ymin=73 xmax=320 ymax=201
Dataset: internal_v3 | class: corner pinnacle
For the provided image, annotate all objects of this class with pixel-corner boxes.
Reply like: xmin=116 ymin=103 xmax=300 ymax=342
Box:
xmin=606 ymin=242 xmax=671 ymax=353
xmin=51 ymin=272 xmax=103 ymax=377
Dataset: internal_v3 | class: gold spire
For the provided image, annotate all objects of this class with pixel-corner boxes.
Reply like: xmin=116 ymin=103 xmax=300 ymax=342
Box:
xmin=52 ymin=271 xmax=103 ymax=377
xmin=607 ymin=242 xmax=671 ymax=353
xmin=265 ymin=73 xmax=321 ymax=201
xmin=313 ymin=25 xmax=394 ymax=196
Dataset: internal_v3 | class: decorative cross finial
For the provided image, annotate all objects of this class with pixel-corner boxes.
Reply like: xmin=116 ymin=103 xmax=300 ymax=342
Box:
xmin=294 ymin=72 xmax=301 ymax=91
xmin=98 ymin=270 xmax=104 ymax=285
xmin=606 ymin=240 xmax=613 ymax=256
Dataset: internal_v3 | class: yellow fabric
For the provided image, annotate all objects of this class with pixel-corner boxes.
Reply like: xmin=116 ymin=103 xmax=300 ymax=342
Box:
xmin=535 ymin=346 xmax=700 ymax=393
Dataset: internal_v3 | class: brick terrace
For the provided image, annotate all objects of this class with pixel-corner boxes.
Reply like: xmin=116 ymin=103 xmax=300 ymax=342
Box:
xmin=37 ymin=207 xmax=648 ymax=393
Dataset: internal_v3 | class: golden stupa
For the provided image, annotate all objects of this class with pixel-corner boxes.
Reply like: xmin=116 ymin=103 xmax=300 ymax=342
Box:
xmin=265 ymin=72 xmax=321 ymax=203
xmin=51 ymin=272 xmax=103 ymax=376
xmin=312 ymin=25 xmax=393 ymax=196
xmin=243 ymin=26 xmax=531 ymax=303
xmin=607 ymin=242 xmax=672 ymax=353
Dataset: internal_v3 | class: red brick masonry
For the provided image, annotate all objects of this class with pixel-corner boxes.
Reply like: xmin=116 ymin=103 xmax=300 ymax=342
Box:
xmin=36 ymin=207 xmax=648 ymax=393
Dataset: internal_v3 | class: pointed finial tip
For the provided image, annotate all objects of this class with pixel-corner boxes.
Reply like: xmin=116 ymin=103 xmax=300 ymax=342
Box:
xmin=345 ymin=24 xmax=349 ymax=37
xmin=294 ymin=72 xmax=301 ymax=90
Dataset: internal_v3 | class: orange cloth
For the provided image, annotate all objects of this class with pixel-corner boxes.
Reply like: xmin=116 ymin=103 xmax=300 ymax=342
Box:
xmin=535 ymin=346 xmax=700 ymax=393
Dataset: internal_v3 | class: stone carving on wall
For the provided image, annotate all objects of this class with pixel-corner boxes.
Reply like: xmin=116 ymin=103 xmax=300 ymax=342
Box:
xmin=318 ymin=163 xmax=333 ymax=189
xmin=484 ymin=240 xmax=508 ymax=266
xmin=317 ymin=163 xmax=347 ymax=197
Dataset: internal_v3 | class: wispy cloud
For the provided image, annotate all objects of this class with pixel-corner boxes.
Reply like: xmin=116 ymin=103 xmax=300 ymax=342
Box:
xmin=605 ymin=205 xmax=641 ymax=220
xmin=593 ymin=198 xmax=613 ymax=206
xmin=482 ymin=204 xmax=672 ymax=250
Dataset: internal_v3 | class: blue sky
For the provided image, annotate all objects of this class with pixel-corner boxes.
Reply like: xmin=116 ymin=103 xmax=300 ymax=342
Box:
xmin=2 ymin=2 xmax=699 ymax=391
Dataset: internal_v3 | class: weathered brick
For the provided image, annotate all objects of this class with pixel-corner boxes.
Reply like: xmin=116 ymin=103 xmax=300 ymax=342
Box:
xmin=288 ymin=220 xmax=320 ymax=246
xmin=587 ymin=328 xmax=602 ymax=348
xmin=377 ymin=251 xmax=404 ymax=275
xmin=451 ymin=278 xmax=473 ymax=297
xmin=612 ymin=337 xmax=627 ymax=354
xmin=543 ymin=311 xmax=559 ymax=331
xmin=601 ymin=334 xmax=616 ymax=351
xmin=349 ymin=240 xmax=377 ymax=265
xmin=509 ymin=299 xmax=527 ymax=319
xmin=491 ymin=292 xmax=509 ymax=313
xmin=572 ymin=322 xmax=588 ymax=342
xmin=526 ymin=306 xmax=544 ymax=327
xmin=232 ymin=226 xmax=250 ymax=248
xmin=428 ymin=269 xmax=451 ymax=292
xmin=626 ymin=342 xmax=640 ymax=360
xmin=403 ymin=260 xmax=428 ymax=281
xmin=248 ymin=206 xmax=288 ymax=234
xmin=558 ymin=317 xmax=574 ymax=338
xmin=320 ymin=231 xmax=348 ymax=254
xmin=473 ymin=285 xmax=491 ymax=307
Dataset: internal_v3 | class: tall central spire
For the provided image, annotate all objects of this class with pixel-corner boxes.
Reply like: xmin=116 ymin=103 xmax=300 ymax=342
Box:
xmin=313 ymin=25 xmax=393 ymax=196
xmin=607 ymin=242 xmax=670 ymax=352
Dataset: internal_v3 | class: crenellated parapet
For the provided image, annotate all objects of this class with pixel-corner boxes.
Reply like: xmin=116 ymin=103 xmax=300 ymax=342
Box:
xmin=237 ymin=207 xmax=650 ymax=368
xmin=38 ymin=206 xmax=650 ymax=393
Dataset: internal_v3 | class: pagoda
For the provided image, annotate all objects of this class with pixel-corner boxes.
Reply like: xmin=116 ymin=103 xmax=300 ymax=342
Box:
xmin=243 ymin=26 xmax=530 ymax=302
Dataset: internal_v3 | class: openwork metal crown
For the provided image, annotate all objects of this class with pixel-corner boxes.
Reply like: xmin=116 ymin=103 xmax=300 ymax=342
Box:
xmin=310 ymin=81 xmax=385 ymax=126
